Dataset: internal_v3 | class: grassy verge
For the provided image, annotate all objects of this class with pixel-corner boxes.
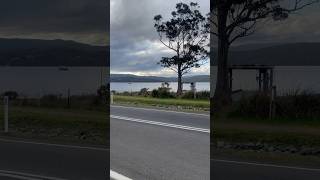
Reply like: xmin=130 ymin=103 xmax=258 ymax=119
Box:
xmin=0 ymin=105 xmax=108 ymax=146
xmin=212 ymin=148 xmax=320 ymax=168
xmin=212 ymin=117 xmax=320 ymax=160
xmin=114 ymin=95 xmax=210 ymax=111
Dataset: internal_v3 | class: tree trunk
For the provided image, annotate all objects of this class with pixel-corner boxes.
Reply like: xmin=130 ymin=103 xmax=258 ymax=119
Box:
xmin=177 ymin=66 xmax=183 ymax=96
xmin=213 ymin=6 xmax=231 ymax=113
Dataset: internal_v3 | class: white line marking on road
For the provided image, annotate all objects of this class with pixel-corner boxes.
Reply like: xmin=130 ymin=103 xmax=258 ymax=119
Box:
xmin=111 ymin=105 xmax=209 ymax=117
xmin=110 ymin=170 xmax=132 ymax=180
xmin=0 ymin=173 xmax=38 ymax=180
xmin=0 ymin=138 xmax=108 ymax=151
xmin=0 ymin=169 xmax=67 ymax=180
xmin=212 ymin=159 xmax=320 ymax=172
xmin=111 ymin=115 xmax=210 ymax=133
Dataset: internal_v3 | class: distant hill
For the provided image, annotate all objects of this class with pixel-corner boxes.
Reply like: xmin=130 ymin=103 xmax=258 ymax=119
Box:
xmin=213 ymin=42 xmax=320 ymax=66
xmin=111 ymin=74 xmax=209 ymax=82
xmin=0 ymin=38 xmax=108 ymax=66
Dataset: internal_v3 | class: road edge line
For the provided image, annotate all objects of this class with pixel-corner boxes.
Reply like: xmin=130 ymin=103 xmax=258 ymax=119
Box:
xmin=211 ymin=159 xmax=320 ymax=172
xmin=110 ymin=170 xmax=132 ymax=180
xmin=111 ymin=115 xmax=210 ymax=133
xmin=0 ymin=169 xmax=67 ymax=180
xmin=0 ymin=138 xmax=108 ymax=151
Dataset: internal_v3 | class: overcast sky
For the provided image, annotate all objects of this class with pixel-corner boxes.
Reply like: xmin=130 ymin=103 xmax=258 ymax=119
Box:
xmin=0 ymin=0 xmax=109 ymax=46
xmin=110 ymin=0 xmax=210 ymax=76
xmin=229 ymin=3 xmax=320 ymax=46
xmin=111 ymin=0 xmax=320 ymax=76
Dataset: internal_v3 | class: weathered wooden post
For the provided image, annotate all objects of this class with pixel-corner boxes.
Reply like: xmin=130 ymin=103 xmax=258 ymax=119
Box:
xmin=111 ymin=92 xmax=114 ymax=104
xmin=269 ymin=68 xmax=276 ymax=119
xmin=4 ymin=96 xmax=8 ymax=133
xmin=67 ymin=88 xmax=71 ymax=108
xmin=190 ymin=82 xmax=196 ymax=99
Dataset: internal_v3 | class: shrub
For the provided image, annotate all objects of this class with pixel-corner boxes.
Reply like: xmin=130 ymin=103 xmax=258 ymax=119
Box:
xmin=151 ymin=89 xmax=159 ymax=98
xmin=196 ymin=91 xmax=210 ymax=99
xmin=230 ymin=90 xmax=320 ymax=120
xmin=151 ymin=87 xmax=173 ymax=98
xmin=276 ymin=91 xmax=320 ymax=119
xmin=138 ymin=88 xmax=149 ymax=97
xmin=181 ymin=91 xmax=210 ymax=100
xmin=97 ymin=85 xmax=108 ymax=104
xmin=181 ymin=91 xmax=195 ymax=99
xmin=40 ymin=94 xmax=61 ymax=107
xmin=231 ymin=93 xmax=270 ymax=118
xmin=2 ymin=91 xmax=19 ymax=100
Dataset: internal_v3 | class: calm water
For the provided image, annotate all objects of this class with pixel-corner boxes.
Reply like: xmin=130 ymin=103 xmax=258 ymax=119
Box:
xmin=112 ymin=66 xmax=320 ymax=94
xmin=1 ymin=66 xmax=320 ymax=97
xmin=0 ymin=67 xmax=108 ymax=97
xmin=211 ymin=66 xmax=320 ymax=95
xmin=111 ymin=82 xmax=210 ymax=92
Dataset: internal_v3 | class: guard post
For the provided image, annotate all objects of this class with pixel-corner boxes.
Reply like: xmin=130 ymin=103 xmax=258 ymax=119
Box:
xmin=4 ymin=96 xmax=8 ymax=133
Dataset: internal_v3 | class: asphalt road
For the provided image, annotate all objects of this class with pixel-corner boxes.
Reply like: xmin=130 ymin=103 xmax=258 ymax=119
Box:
xmin=110 ymin=105 xmax=210 ymax=180
xmin=211 ymin=159 xmax=320 ymax=180
xmin=0 ymin=138 xmax=109 ymax=180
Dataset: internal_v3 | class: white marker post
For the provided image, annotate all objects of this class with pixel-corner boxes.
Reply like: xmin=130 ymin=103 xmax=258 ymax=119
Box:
xmin=3 ymin=96 xmax=8 ymax=133
xmin=110 ymin=92 xmax=114 ymax=104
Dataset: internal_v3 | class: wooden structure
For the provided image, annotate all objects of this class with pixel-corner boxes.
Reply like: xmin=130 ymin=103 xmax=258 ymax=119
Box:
xmin=228 ymin=64 xmax=276 ymax=119
xmin=228 ymin=65 xmax=274 ymax=93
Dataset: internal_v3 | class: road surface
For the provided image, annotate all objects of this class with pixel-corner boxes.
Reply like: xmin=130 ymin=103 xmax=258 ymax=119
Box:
xmin=0 ymin=138 xmax=108 ymax=180
xmin=110 ymin=105 xmax=210 ymax=180
xmin=111 ymin=105 xmax=320 ymax=180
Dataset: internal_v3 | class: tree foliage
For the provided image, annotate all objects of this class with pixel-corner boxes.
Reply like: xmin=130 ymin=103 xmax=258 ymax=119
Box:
xmin=210 ymin=0 xmax=319 ymax=111
xmin=154 ymin=2 xmax=209 ymax=72
xmin=154 ymin=2 xmax=209 ymax=95
xmin=211 ymin=0 xmax=319 ymax=44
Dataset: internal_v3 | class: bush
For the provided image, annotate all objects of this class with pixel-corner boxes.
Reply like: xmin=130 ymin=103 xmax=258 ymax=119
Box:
xmin=151 ymin=89 xmax=159 ymax=98
xmin=276 ymin=91 xmax=320 ymax=119
xmin=138 ymin=88 xmax=149 ymax=97
xmin=181 ymin=91 xmax=210 ymax=100
xmin=196 ymin=91 xmax=210 ymax=99
xmin=40 ymin=94 xmax=61 ymax=107
xmin=181 ymin=91 xmax=195 ymax=99
xmin=151 ymin=87 xmax=173 ymax=98
xmin=97 ymin=85 xmax=109 ymax=104
xmin=2 ymin=91 xmax=19 ymax=100
xmin=231 ymin=93 xmax=270 ymax=118
xmin=230 ymin=90 xmax=320 ymax=120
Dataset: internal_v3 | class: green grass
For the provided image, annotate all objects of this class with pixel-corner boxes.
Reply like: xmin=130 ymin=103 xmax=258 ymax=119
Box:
xmin=212 ymin=117 xmax=320 ymax=148
xmin=114 ymin=95 xmax=210 ymax=110
xmin=212 ymin=117 xmax=320 ymax=165
xmin=0 ymin=105 xmax=108 ymax=145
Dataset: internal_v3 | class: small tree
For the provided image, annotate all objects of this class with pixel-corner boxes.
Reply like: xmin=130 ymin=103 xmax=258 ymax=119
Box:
xmin=97 ymin=85 xmax=108 ymax=104
xmin=211 ymin=0 xmax=319 ymax=112
xmin=154 ymin=2 xmax=209 ymax=95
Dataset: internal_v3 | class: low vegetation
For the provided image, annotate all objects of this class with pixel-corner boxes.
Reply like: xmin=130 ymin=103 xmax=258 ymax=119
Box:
xmin=0 ymin=89 xmax=109 ymax=146
xmin=112 ymin=87 xmax=210 ymax=111
xmin=114 ymin=95 xmax=209 ymax=111
xmin=212 ymin=90 xmax=320 ymax=160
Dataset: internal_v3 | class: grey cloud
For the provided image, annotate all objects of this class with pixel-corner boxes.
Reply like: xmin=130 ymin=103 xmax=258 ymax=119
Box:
xmin=111 ymin=0 xmax=210 ymax=74
xmin=226 ymin=4 xmax=320 ymax=47
xmin=0 ymin=0 xmax=109 ymax=45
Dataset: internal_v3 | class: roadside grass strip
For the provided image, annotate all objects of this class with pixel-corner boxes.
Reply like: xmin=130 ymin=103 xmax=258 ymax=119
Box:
xmin=111 ymin=115 xmax=210 ymax=133
xmin=110 ymin=170 xmax=133 ymax=180
xmin=0 ymin=138 xmax=108 ymax=152
xmin=211 ymin=159 xmax=320 ymax=172
xmin=111 ymin=105 xmax=209 ymax=117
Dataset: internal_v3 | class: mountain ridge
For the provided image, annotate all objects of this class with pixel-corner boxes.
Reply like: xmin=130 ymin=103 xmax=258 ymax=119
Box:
xmin=213 ymin=42 xmax=320 ymax=66
xmin=0 ymin=38 xmax=108 ymax=66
